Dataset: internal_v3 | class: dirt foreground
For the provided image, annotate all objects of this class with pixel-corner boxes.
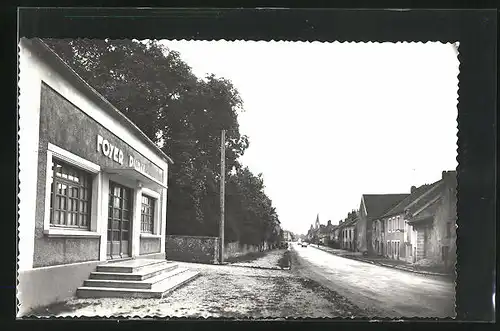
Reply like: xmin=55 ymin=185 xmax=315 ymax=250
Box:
xmin=32 ymin=260 xmax=367 ymax=318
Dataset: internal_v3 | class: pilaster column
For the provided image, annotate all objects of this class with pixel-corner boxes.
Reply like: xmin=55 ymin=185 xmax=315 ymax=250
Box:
xmin=131 ymin=180 xmax=143 ymax=257
xmin=160 ymin=187 xmax=168 ymax=256
xmin=99 ymin=173 xmax=109 ymax=261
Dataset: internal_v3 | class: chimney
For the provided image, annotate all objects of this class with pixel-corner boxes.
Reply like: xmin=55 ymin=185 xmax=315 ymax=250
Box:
xmin=442 ymin=170 xmax=457 ymax=187
xmin=411 ymin=186 xmax=417 ymax=194
xmin=327 ymin=220 xmax=332 ymax=226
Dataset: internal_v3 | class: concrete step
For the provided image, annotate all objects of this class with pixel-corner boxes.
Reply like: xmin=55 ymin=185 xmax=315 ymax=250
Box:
xmin=77 ymin=270 xmax=201 ymax=299
xmin=89 ymin=261 xmax=178 ymax=281
xmin=83 ymin=267 xmax=188 ymax=289
xmin=97 ymin=259 xmax=168 ymax=274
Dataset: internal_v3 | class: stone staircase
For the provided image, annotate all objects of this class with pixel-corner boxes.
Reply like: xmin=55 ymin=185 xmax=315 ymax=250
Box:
xmin=77 ymin=259 xmax=200 ymax=299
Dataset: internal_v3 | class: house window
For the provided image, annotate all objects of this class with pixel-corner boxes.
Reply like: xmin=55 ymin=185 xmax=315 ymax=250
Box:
xmin=141 ymin=195 xmax=155 ymax=233
xmin=50 ymin=158 xmax=92 ymax=229
xmin=446 ymin=222 xmax=452 ymax=238
xmin=442 ymin=246 xmax=449 ymax=261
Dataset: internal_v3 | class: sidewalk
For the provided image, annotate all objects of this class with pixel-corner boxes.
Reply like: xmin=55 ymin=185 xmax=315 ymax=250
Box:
xmin=314 ymin=245 xmax=454 ymax=278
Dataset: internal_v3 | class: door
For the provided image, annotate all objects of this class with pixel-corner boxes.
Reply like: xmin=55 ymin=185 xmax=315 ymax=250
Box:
xmin=107 ymin=181 xmax=132 ymax=259
xmin=416 ymin=228 xmax=426 ymax=260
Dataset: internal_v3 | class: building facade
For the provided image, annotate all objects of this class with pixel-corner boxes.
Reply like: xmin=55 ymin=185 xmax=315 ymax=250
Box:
xmin=339 ymin=218 xmax=357 ymax=251
xmin=375 ymin=184 xmax=434 ymax=262
xmin=17 ymin=38 xmax=173 ymax=315
xmin=371 ymin=171 xmax=457 ymax=270
xmin=406 ymin=171 xmax=457 ymax=270
xmin=357 ymin=194 xmax=408 ymax=255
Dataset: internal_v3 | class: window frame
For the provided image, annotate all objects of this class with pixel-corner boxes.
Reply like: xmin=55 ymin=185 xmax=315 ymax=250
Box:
xmin=50 ymin=159 xmax=93 ymax=230
xmin=139 ymin=187 xmax=161 ymax=238
xmin=43 ymin=143 xmax=101 ymax=238
xmin=140 ymin=194 xmax=155 ymax=234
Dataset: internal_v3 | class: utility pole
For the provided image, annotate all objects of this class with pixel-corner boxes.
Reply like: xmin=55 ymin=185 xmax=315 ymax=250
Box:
xmin=219 ymin=129 xmax=226 ymax=264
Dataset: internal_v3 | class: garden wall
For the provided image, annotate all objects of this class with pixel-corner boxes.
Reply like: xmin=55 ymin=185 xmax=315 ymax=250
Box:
xmin=166 ymin=235 xmax=268 ymax=264
xmin=166 ymin=235 xmax=220 ymax=264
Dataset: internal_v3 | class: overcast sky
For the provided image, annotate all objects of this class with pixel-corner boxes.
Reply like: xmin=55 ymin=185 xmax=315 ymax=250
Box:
xmin=160 ymin=40 xmax=459 ymax=235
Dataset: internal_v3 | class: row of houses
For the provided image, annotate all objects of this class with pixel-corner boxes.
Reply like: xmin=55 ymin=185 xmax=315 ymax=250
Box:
xmin=306 ymin=170 xmax=457 ymax=270
xmin=306 ymin=214 xmax=335 ymax=245
xmin=306 ymin=210 xmax=358 ymax=250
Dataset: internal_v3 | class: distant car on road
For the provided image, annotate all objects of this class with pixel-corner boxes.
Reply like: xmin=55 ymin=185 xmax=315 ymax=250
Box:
xmin=300 ymin=242 xmax=309 ymax=247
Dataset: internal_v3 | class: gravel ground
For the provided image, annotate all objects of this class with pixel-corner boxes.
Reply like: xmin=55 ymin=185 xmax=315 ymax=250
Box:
xmin=229 ymin=249 xmax=289 ymax=269
xmin=34 ymin=262 xmax=366 ymax=319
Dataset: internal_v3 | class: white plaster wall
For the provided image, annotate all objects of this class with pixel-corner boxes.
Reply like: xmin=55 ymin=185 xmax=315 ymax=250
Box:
xmin=18 ymin=42 xmax=41 ymax=271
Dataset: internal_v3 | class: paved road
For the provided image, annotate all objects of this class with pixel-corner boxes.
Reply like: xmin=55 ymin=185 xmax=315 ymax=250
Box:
xmin=291 ymin=243 xmax=455 ymax=318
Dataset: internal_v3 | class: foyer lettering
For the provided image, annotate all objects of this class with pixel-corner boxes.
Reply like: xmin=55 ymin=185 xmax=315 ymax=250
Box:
xmin=95 ymin=134 xmax=157 ymax=180
xmin=96 ymin=134 xmax=124 ymax=165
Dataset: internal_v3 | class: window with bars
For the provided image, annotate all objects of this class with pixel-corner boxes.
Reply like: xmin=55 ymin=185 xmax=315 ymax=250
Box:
xmin=141 ymin=195 xmax=155 ymax=233
xmin=50 ymin=158 xmax=92 ymax=229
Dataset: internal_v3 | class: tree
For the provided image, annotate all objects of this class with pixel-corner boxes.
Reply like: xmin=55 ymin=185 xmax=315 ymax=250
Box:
xmin=44 ymin=38 xmax=279 ymax=244
xmin=44 ymin=39 xmax=252 ymax=236
xmin=224 ymin=166 xmax=281 ymax=247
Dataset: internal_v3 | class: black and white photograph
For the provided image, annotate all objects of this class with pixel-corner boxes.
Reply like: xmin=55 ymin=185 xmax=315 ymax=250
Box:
xmin=17 ymin=36 xmax=460 ymax=319
xmin=16 ymin=6 xmax=499 ymax=321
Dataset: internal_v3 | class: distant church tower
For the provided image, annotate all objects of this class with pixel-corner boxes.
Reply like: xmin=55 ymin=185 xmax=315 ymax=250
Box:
xmin=315 ymin=213 xmax=320 ymax=229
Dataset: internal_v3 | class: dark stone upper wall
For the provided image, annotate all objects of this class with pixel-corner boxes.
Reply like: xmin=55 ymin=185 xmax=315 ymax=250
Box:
xmin=39 ymin=83 xmax=164 ymax=182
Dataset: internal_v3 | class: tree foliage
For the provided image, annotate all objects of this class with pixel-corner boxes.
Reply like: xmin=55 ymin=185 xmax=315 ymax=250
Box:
xmin=44 ymin=38 xmax=280 ymax=245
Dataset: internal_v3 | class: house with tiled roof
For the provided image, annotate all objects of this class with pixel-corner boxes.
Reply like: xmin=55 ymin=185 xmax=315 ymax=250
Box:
xmin=357 ymin=193 xmax=409 ymax=255
xmin=337 ymin=210 xmax=359 ymax=251
xmin=373 ymin=183 xmax=439 ymax=261
xmin=405 ymin=171 xmax=457 ymax=270
xmin=317 ymin=220 xmax=337 ymax=245
xmin=372 ymin=170 xmax=457 ymax=271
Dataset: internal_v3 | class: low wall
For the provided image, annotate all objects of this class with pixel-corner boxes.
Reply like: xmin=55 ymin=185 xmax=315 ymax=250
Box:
xmin=166 ymin=235 xmax=274 ymax=264
xmin=166 ymin=235 xmax=220 ymax=264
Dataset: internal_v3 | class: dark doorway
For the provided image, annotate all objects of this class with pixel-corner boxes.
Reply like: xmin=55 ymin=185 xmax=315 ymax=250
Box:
xmin=107 ymin=181 xmax=132 ymax=259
